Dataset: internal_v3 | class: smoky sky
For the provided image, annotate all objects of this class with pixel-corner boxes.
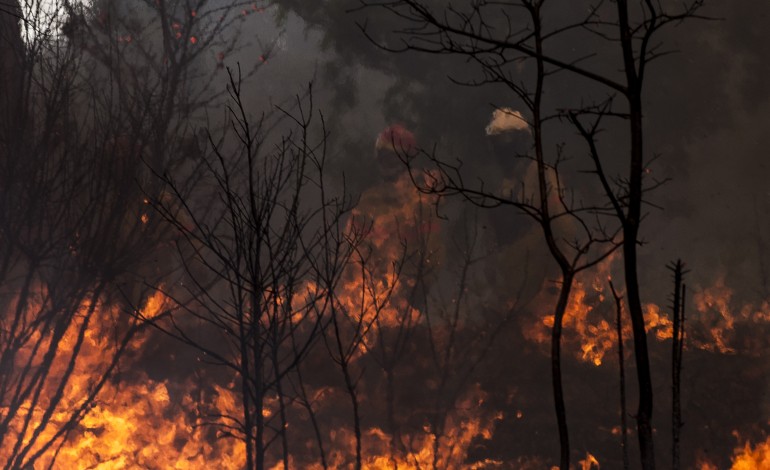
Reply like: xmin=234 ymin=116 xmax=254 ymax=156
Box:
xmin=245 ymin=2 xmax=770 ymax=299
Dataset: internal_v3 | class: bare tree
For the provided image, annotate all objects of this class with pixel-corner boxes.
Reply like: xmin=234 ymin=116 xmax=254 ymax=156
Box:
xmin=413 ymin=220 xmax=524 ymax=470
xmin=0 ymin=3 xmax=162 ymax=467
xmin=317 ymin=169 xmax=518 ymax=469
xmin=356 ymin=3 xmax=620 ymax=468
xmin=350 ymin=171 xmax=435 ymax=467
xmin=148 ymin=68 xmax=359 ymax=469
xmin=62 ymin=0 xmax=277 ymax=178
xmin=320 ymin=244 xmax=403 ymax=470
xmin=356 ymin=1 xmax=706 ymax=468
xmin=0 ymin=1 xmax=269 ymax=467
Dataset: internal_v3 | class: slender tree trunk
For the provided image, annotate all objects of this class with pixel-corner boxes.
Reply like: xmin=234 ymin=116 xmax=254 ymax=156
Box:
xmin=238 ymin=301 xmax=255 ymax=470
xmin=616 ymin=1 xmax=656 ymax=465
xmin=342 ymin=360 xmax=362 ymax=470
xmin=255 ymin=351 xmax=266 ymax=470
xmin=670 ymin=260 xmax=686 ymax=470
xmin=241 ymin=372 xmax=254 ymax=469
xmin=624 ymin=108 xmax=656 ymax=470
xmin=385 ymin=367 xmax=399 ymax=469
xmin=625 ymin=81 xmax=656 ymax=470
xmin=530 ymin=5 xmax=576 ymax=467
xmin=309 ymin=401 xmax=329 ymax=470
xmin=274 ymin=362 xmax=290 ymax=469
xmin=248 ymin=288 xmax=266 ymax=470
xmin=329 ymin=294 xmax=363 ymax=470
xmin=609 ymin=280 xmax=629 ymax=470
xmin=552 ymin=272 xmax=574 ymax=470
xmin=296 ymin=365 xmax=328 ymax=469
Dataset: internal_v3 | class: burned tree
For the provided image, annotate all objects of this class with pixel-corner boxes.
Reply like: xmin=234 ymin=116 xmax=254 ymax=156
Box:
xmin=356 ymin=1 xmax=706 ymax=468
xmin=318 ymin=241 xmax=404 ymax=470
xmin=0 ymin=1 xmax=274 ymax=467
xmin=669 ymin=259 xmax=687 ymax=470
xmin=412 ymin=220 xmax=524 ymax=470
xmin=0 ymin=2 xmax=162 ymax=467
xmin=356 ymin=3 xmax=621 ymax=468
xmin=149 ymin=68 xmax=360 ymax=469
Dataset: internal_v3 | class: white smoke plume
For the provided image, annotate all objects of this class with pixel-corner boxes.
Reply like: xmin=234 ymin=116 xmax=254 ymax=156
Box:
xmin=485 ymin=107 xmax=529 ymax=135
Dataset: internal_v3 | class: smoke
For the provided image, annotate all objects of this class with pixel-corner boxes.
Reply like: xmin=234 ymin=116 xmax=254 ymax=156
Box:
xmin=485 ymin=108 xmax=529 ymax=136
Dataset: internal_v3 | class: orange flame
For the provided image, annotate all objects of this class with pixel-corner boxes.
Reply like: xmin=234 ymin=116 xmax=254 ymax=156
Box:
xmin=11 ymin=167 xmax=766 ymax=467
xmin=524 ymin=262 xmax=769 ymax=366
xmin=729 ymin=434 xmax=770 ymax=469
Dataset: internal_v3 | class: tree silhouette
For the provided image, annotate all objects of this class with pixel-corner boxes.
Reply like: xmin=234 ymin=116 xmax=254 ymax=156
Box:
xmin=149 ymin=68 xmax=360 ymax=469
xmin=356 ymin=1 xmax=706 ymax=468
xmin=0 ymin=1 xmax=272 ymax=467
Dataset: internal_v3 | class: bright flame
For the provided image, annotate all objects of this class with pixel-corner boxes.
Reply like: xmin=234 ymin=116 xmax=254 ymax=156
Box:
xmin=524 ymin=263 xmax=768 ymax=366
xmin=730 ymin=435 xmax=770 ymax=470
xmin=0 ymin=289 xmax=248 ymax=468
xmin=8 ymin=159 xmax=766 ymax=467
xmin=579 ymin=451 xmax=600 ymax=469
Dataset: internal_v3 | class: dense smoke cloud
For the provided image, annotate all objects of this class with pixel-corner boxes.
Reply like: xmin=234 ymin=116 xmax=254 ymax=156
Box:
xmin=269 ymin=1 xmax=770 ymax=286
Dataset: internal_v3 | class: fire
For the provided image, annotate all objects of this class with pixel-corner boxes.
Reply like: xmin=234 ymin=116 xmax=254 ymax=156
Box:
xmin=8 ymin=163 xmax=501 ymax=469
xmin=53 ymin=382 xmax=244 ymax=469
xmin=7 ymin=142 xmax=767 ymax=468
xmin=351 ymin=172 xmax=436 ymax=253
xmin=697 ymin=460 xmax=719 ymax=470
xmin=3 ymin=290 xmax=247 ymax=469
xmin=523 ymin=272 xmax=621 ymax=366
xmin=524 ymin=263 xmax=770 ymax=367
xmin=578 ymin=451 xmax=600 ymax=469
xmin=0 ymin=284 xmax=279 ymax=468
xmin=643 ymin=304 xmax=674 ymax=341
xmin=730 ymin=435 xmax=770 ymax=469
xmin=313 ymin=385 xmax=499 ymax=469
xmin=340 ymin=171 xmax=436 ymax=351
xmin=304 ymin=168 xmax=497 ymax=468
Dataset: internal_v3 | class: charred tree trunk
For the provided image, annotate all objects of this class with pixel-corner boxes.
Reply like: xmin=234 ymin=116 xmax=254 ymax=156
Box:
xmin=617 ymin=1 xmax=655 ymax=466
xmin=238 ymin=301 xmax=255 ymax=470
xmin=552 ymin=272 xmax=574 ymax=470
xmin=274 ymin=357 xmax=291 ymax=469
xmin=385 ymin=366 xmax=399 ymax=469
xmin=344 ymin=362 xmax=362 ymax=470
xmin=623 ymin=96 xmax=656 ymax=470
xmin=530 ymin=6 xmax=575 ymax=467
xmin=296 ymin=367 xmax=329 ymax=470
xmin=329 ymin=300 xmax=363 ymax=470
xmin=609 ymin=279 xmax=629 ymax=470
xmin=669 ymin=260 xmax=687 ymax=470
xmin=255 ymin=339 xmax=266 ymax=470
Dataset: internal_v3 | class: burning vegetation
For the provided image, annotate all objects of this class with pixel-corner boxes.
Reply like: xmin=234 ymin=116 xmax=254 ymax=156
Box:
xmin=0 ymin=0 xmax=768 ymax=469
